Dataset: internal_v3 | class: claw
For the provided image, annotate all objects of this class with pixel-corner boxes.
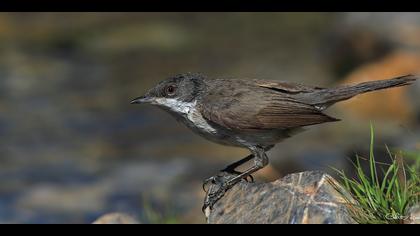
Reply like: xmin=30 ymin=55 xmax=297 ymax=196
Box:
xmin=202 ymin=171 xmax=255 ymax=213
xmin=202 ymin=183 xmax=230 ymax=212
xmin=202 ymin=176 xmax=216 ymax=192
xmin=202 ymin=171 xmax=232 ymax=193
xmin=202 ymin=205 xmax=208 ymax=213
xmin=245 ymin=174 xmax=254 ymax=183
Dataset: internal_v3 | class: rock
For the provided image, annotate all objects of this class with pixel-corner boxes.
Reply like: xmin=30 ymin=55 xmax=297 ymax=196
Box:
xmin=406 ymin=205 xmax=420 ymax=224
xmin=16 ymin=183 xmax=110 ymax=213
xmin=206 ymin=171 xmax=356 ymax=224
xmin=93 ymin=213 xmax=140 ymax=224
xmin=336 ymin=13 xmax=420 ymax=48
xmin=324 ymin=13 xmax=420 ymax=77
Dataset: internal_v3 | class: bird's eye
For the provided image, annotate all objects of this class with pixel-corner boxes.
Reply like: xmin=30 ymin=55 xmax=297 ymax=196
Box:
xmin=165 ymin=85 xmax=176 ymax=96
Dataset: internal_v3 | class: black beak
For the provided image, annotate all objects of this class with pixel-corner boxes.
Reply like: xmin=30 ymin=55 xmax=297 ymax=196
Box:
xmin=130 ymin=96 xmax=152 ymax=104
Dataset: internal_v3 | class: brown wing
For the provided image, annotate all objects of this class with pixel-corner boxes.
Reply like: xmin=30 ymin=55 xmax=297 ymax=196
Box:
xmin=199 ymin=79 xmax=338 ymax=131
xmin=252 ymin=79 xmax=325 ymax=94
xmin=254 ymin=101 xmax=339 ymax=129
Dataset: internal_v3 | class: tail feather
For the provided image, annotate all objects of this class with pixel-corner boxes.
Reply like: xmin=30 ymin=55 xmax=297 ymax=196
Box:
xmin=309 ymin=74 xmax=418 ymax=106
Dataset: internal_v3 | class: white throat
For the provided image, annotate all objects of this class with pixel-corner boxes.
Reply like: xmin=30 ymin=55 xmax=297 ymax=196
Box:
xmin=153 ymin=98 xmax=196 ymax=115
xmin=153 ymin=98 xmax=217 ymax=134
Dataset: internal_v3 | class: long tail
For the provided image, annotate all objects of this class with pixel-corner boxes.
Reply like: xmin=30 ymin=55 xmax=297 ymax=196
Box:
xmin=308 ymin=74 xmax=418 ymax=107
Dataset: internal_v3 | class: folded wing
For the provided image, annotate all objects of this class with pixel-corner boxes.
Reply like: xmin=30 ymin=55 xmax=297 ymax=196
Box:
xmin=199 ymin=79 xmax=339 ymax=131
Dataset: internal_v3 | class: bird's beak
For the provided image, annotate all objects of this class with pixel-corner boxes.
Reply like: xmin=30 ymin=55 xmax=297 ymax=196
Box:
xmin=130 ymin=95 xmax=152 ymax=104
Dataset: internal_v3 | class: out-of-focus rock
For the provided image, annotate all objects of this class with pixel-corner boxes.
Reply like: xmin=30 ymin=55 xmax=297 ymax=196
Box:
xmin=93 ymin=213 xmax=140 ymax=224
xmin=325 ymin=13 xmax=420 ymax=77
xmin=335 ymin=51 xmax=420 ymax=123
xmin=12 ymin=159 xmax=199 ymax=223
xmin=16 ymin=184 xmax=110 ymax=213
xmin=337 ymin=13 xmax=420 ymax=48
xmin=206 ymin=171 xmax=356 ymax=224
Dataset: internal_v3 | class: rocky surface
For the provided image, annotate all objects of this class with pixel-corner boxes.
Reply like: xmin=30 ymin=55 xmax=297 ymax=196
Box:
xmin=93 ymin=212 xmax=140 ymax=224
xmin=206 ymin=171 xmax=356 ymax=224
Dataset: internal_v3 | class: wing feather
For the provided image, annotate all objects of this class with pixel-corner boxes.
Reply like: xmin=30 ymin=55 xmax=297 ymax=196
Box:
xmin=199 ymin=79 xmax=338 ymax=131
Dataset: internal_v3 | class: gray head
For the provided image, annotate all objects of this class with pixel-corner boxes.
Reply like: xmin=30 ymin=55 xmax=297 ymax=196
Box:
xmin=130 ymin=73 xmax=206 ymax=112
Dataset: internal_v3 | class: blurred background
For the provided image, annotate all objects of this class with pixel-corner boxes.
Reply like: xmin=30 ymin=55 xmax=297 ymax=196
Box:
xmin=0 ymin=12 xmax=418 ymax=223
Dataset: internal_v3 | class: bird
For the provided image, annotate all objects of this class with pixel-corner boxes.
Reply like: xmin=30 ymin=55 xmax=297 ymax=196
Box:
xmin=130 ymin=73 xmax=417 ymax=211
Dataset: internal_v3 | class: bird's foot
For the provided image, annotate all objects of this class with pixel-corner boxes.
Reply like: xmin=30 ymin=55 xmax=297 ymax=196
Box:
xmin=202 ymin=171 xmax=249 ymax=213
xmin=202 ymin=182 xmax=230 ymax=213
xmin=202 ymin=170 xmax=253 ymax=192
xmin=222 ymin=168 xmax=254 ymax=183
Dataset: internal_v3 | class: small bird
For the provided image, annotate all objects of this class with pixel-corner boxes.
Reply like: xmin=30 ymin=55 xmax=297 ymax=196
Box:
xmin=131 ymin=73 xmax=417 ymax=211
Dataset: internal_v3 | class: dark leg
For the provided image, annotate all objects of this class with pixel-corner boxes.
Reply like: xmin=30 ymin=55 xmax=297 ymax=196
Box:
xmin=222 ymin=145 xmax=273 ymax=172
xmin=225 ymin=148 xmax=268 ymax=186
xmin=202 ymin=146 xmax=269 ymax=211
xmin=219 ymin=145 xmax=273 ymax=182
xmin=202 ymin=153 xmax=255 ymax=192
xmin=221 ymin=153 xmax=254 ymax=173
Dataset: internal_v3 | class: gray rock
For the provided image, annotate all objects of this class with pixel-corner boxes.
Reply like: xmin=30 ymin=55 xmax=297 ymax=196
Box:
xmin=93 ymin=212 xmax=140 ymax=224
xmin=206 ymin=171 xmax=356 ymax=224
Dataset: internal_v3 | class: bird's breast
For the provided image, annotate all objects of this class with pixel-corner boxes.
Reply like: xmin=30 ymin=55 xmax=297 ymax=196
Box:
xmin=185 ymin=104 xmax=218 ymax=135
xmin=154 ymin=97 xmax=217 ymax=135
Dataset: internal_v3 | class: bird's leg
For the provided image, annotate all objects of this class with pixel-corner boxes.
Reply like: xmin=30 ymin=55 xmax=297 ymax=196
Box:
xmin=225 ymin=149 xmax=268 ymax=186
xmin=221 ymin=154 xmax=256 ymax=183
xmin=202 ymin=146 xmax=269 ymax=212
xmin=222 ymin=145 xmax=273 ymax=177
xmin=221 ymin=153 xmax=255 ymax=183
xmin=202 ymin=145 xmax=274 ymax=192
xmin=202 ymin=154 xmax=255 ymax=192
xmin=221 ymin=153 xmax=255 ymax=173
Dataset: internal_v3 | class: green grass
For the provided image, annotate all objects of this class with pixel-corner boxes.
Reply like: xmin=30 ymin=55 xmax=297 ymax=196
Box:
xmin=332 ymin=124 xmax=420 ymax=224
xmin=141 ymin=198 xmax=180 ymax=224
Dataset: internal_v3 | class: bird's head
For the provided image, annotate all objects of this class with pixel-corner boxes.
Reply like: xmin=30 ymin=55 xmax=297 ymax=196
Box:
xmin=131 ymin=73 xmax=206 ymax=114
